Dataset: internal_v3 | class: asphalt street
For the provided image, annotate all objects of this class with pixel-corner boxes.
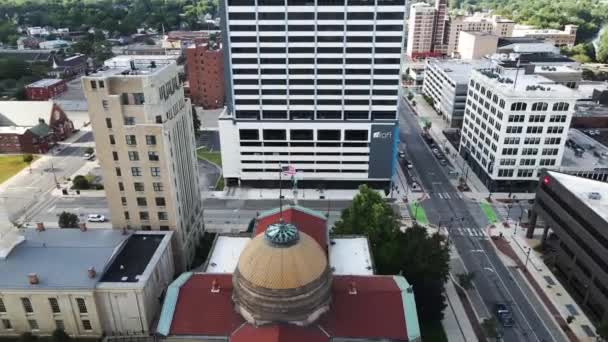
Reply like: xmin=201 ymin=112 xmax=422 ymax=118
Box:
xmin=2 ymin=132 xmax=94 ymax=223
xmin=399 ymin=98 xmax=566 ymax=342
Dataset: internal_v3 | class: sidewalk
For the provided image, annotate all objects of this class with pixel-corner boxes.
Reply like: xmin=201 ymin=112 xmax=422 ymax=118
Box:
xmin=490 ymin=222 xmax=597 ymax=342
xmin=207 ymin=187 xmax=371 ymax=201
xmin=443 ymin=268 xmax=480 ymax=342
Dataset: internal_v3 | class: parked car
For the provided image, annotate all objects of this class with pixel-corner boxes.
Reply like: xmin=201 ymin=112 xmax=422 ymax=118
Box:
xmin=439 ymin=159 xmax=447 ymax=166
xmin=83 ymin=152 xmax=95 ymax=160
xmin=398 ymin=151 xmax=406 ymax=158
xmin=495 ymin=303 xmax=514 ymax=327
xmin=87 ymin=214 xmax=106 ymax=222
xmin=406 ymin=161 xmax=413 ymax=169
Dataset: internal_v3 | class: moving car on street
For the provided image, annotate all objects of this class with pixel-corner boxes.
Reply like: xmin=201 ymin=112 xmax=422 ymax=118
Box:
xmin=87 ymin=214 xmax=106 ymax=222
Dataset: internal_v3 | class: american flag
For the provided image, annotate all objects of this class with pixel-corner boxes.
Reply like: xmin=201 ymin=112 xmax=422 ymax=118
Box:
xmin=281 ymin=164 xmax=296 ymax=176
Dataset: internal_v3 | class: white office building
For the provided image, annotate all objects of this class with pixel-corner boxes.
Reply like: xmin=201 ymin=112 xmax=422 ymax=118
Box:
xmin=422 ymin=58 xmax=490 ymax=128
xmin=219 ymin=0 xmax=406 ymax=190
xmin=460 ymin=68 xmax=579 ymax=191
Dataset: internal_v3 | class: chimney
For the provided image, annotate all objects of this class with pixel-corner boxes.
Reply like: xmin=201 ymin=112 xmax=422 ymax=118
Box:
xmin=211 ymin=279 xmax=220 ymax=293
xmin=88 ymin=267 xmax=96 ymax=279
xmin=79 ymin=223 xmax=87 ymax=232
xmin=28 ymin=273 xmax=39 ymax=285
xmin=348 ymin=281 xmax=357 ymax=295
xmin=36 ymin=222 xmax=45 ymax=231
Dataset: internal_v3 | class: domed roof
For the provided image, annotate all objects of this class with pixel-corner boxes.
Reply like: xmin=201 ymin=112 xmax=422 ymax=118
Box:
xmin=232 ymin=221 xmax=332 ymax=326
xmin=236 ymin=222 xmax=327 ymax=290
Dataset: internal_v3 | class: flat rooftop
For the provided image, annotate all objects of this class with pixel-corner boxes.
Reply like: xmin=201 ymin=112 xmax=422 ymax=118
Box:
xmin=26 ymin=79 xmax=64 ymax=88
xmin=474 ymin=68 xmax=579 ymax=98
xmin=329 ymin=237 xmax=373 ymax=275
xmin=513 ymin=25 xmax=572 ymax=36
xmin=203 ymin=236 xmax=251 ymax=273
xmin=86 ymin=61 xmax=172 ymax=78
xmin=0 ymin=229 xmax=128 ymax=289
xmin=428 ymin=59 xmax=493 ymax=83
xmin=203 ymin=235 xmax=374 ymax=275
xmin=101 ymin=233 xmax=165 ymax=283
xmin=549 ymin=171 xmax=608 ymax=223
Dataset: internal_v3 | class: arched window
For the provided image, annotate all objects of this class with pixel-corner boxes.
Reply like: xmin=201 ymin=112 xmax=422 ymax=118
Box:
xmin=510 ymin=102 xmax=527 ymax=111
xmin=531 ymin=102 xmax=548 ymax=111
xmin=552 ymin=102 xmax=569 ymax=111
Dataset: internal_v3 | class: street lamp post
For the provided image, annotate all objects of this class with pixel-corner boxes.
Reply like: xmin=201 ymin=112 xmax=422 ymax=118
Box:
xmin=50 ymin=160 xmax=59 ymax=189
xmin=525 ymin=247 xmax=532 ymax=269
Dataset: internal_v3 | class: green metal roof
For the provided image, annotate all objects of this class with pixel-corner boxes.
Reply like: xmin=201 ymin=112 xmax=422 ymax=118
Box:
xmin=29 ymin=121 xmax=53 ymax=137
xmin=265 ymin=222 xmax=300 ymax=246
xmin=393 ymin=275 xmax=421 ymax=341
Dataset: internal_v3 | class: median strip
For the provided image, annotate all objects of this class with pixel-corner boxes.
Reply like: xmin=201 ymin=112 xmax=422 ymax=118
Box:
xmin=479 ymin=201 xmax=498 ymax=224
xmin=409 ymin=200 xmax=429 ymax=225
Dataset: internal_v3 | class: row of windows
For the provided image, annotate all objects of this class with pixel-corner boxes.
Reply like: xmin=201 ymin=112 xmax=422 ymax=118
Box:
xmin=113 ymin=151 xmax=159 ymax=162
xmin=119 ymin=181 xmax=164 ymax=192
xmin=233 ymin=78 xmax=398 ymax=85
xmin=115 ymin=167 xmax=161 ymax=177
xmin=231 ymin=35 xmax=401 ymax=43
xmin=236 ymin=99 xmax=395 ymax=106
xmin=241 ymin=151 xmax=369 ymax=156
xmin=232 ymin=47 xmax=401 ymax=54
xmin=230 ymin=11 xmax=404 ymax=20
xmin=234 ymin=88 xmax=397 ymax=96
xmin=230 ymin=24 xmax=402 ymax=32
xmin=228 ymin=0 xmax=405 ymax=5
xmin=234 ymin=68 xmax=398 ymax=76
xmin=242 ymin=129 xmax=368 ymax=141
xmin=109 ymin=134 xmax=157 ymax=146
xmin=243 ymin=160 xmax=367 ymax=164
xmin=240 ymin=141 xmax=369 ymax=147
xmin=510 ymin=101 xmax=570 ymax=112
xmin=232 ymin=57 xmax=401 ymax=65
xmin=1 ymin=318 xmax=90 ymax=331
xmin=123 ymin=210 xmax=169 ymax=221
xmin=242 ymin=168 xmax=368 ymax=173
xmin=234 ymin=110 xmax=395 ymax=120
xmin=0 ymin=297 xmax=87 ymax=315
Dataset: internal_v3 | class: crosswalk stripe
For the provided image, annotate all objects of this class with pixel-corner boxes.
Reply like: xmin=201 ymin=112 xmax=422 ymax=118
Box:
xmin=438 ymin=193 xmax=443 ymax=199
xmin=444 ymin=193 xmax=451 ymax=199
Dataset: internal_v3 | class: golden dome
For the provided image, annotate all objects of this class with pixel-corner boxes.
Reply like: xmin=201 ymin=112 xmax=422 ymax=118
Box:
xmin=236 ymin=225 xmax=327 ymax=290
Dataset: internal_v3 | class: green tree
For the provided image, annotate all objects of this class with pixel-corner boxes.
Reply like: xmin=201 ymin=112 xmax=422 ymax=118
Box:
xmin=191 ymin=105 xmax=201 ymax=136
xmin=598 ymin=29 xmax=608 ymax=63
xmin=72 ymin=175 xmax=90 ymax=190
xmin=333 ymin=185 xmax=451 ymax=322
xmin=23 ymin=154 xmax=34 ymax=172
xmin=51 ymin=329 xmax=71 ymax=342
xmin=58 ymin=211 xmax=79 ymax=228
xmin=14 ymin=87 xmax=27 ymax=100
xmin=333 ymin=185 xmax=400 ymax=269
xmin=597 ymin=320 xmax=608 ymax=340
xmin=481 ymin=318 xmax=499 ymax=339
xmin=457 ymin=272 xmax=475 ymax=290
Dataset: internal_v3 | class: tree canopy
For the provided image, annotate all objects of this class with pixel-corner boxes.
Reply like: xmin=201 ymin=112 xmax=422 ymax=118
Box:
xmin=451 ymin=0 xmax=608 ymax=62
xmin=333 ymin=185 xmax=451 ymax=322
xmin=0 ymin=0 xmax=219 ymax=37
xmin=58 ymin=211 xmax=79 ymax=228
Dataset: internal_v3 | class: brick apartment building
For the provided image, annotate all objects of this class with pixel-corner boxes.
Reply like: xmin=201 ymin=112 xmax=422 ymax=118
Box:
xmin=0 ymin=101 xmax=74 ymax=153
xmin=25 ymin=79 xmax=68 ymax=101
xmin=185 ymin=41 xmax=224 ymax=109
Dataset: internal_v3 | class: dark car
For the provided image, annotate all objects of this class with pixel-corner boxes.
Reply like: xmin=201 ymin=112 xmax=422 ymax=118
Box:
xmin=495 ymin=303 xmax=514 ymax=327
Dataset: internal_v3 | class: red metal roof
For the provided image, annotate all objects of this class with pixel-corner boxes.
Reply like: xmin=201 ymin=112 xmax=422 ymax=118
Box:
xmin=255 ymin=207 xmax=328 ymax=250
xmin=320 ymin=275 xmax=408 ymax=340
xmin=169 ymin=274 xmax=243 ymax=336
xmin=231 ymin=323 xmax=329 ymax=342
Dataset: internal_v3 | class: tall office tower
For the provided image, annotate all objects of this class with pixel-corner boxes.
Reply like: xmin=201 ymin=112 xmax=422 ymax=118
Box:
xmin=83 ymin=62 xmax=204 ymax=270
xmin=406 ymin=2 xmax=436 ymax=58
xmin=459 ymin=68 xmax=578 ymax=191
xmin=432 ymin=0 xmax=448 ymax=54
xmin=219 ymin=0 xmax=406 ymax=191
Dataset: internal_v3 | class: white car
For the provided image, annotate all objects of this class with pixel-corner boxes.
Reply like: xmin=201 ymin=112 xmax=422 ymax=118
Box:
xmin=83 ymin=152 xmax=95 ymax=160
xmin=87 ymin=214 xmax=106 ymax=222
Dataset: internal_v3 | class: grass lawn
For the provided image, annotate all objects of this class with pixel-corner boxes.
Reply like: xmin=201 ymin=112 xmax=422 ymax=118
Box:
xmin=196 ymin=147 xmax=222 ymax=167
xmin=215 ymin=177 xmax=225 ymax=191
xmin=0 ymin=155 xmax=38 ymax=185
xmin=421 ymin=321 xmax=448 ymax=342
xmin=409 ymin=200 xmax=429 ymax=225
xmin=480 ymin=201 xmax=498 ymax=224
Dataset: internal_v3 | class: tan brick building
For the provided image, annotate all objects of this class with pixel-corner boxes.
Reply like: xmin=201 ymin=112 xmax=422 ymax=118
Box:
xmin=82 ymin=62 xmax=203 ymax=270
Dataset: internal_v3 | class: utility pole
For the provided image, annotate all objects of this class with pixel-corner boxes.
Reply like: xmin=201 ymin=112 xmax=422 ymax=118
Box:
xmin=50 ymin=160 xmax=59 ymax=189
xmin=524 ymin=247 xmax=531 ymax=269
